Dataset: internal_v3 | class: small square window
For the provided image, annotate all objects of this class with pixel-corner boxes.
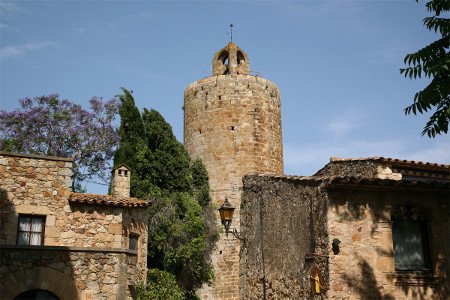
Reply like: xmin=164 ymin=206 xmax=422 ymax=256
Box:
xmin=129 ymin=233 xmax=139 ymax=251
xmin=17 ymin=215 xmax=45 ymax=246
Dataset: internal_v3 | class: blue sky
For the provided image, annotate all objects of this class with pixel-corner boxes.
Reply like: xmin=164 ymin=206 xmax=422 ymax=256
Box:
xmin=1 ymin=0 xmax=448 ymax=193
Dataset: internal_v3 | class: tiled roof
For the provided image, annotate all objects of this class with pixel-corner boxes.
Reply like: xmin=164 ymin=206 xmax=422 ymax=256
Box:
xmin=329 ymin=157 xmax=449 ymax=170
xmin=325 ymin=176 xmax=449 ymax=190
xmin=245 ymin=173 xmax=449 ymax=191
xmin=245 ymin=173 xmax=322 ymax=182
xmin=69 ymin=193 xmax=151 ymax=208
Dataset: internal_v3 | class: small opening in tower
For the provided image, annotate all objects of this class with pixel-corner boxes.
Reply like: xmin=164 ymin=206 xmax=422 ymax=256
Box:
xmin=124 ymin=170 xmax=128 ymax=177
xmin=218 ymin=95 xmax=222 ymax=100
xmin=230 ymin=126 xmax=235 ymax=131
xmin=237 ymin=50 xmax=245 ymax=65
xmin=205 ymin=92 xmax=208 ymax=96
xmin=118 ymin=170 xmax=122 ymax=176
xmin=218 ymin=50 xmax=229 ymax=65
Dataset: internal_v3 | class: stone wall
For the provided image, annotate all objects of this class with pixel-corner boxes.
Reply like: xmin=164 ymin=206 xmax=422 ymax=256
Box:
xmin=240 ymin=175 xmax=328 ymax=299
xmin=0 ymin=152 xmax=149 ymax=299
xmin=0 ymin=246 xmax=139 ymax=299
xmin=122 ymin=207 xmax=148 ymax=283
xmin=326 ymin=187 xmax=449 ymax=299
xmin=0 ymin=152 xmax=73 ymax=246
xmin=240 ymin=174 xmax=449 ymax=299
xmin=184 ymin=74 xmax=283 ymax=300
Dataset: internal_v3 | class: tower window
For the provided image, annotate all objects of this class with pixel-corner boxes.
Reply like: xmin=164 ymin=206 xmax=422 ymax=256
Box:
xmin=230 ymin=126 xmax=235 ymax=131
xmin=218 ymin=50 xmax=229 ymax=65
xmin=237 ymin=50 xmax=245 ymax=64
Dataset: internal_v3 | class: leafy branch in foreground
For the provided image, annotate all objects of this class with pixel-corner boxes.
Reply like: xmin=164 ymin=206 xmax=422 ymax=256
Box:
xmin=400 ymin=0 xmax=450 ymax=137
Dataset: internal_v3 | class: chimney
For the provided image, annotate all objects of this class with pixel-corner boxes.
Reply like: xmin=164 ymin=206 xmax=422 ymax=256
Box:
xmin=111 ymin=164 xmax=131 ymax=198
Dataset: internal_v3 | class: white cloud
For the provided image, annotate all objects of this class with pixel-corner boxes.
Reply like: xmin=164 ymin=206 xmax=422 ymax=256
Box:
xmin=0 ymin=41 xmax=56 ymax=59
xmin=326 ymin=118 xmax=361 ymax=136
xmin=0 ymin=2 xmax=23 ymax=15
xmin=365 ymin=45 xmax=404 ymax=65
xmin=323 ymin=108 xmax=365 ymax=136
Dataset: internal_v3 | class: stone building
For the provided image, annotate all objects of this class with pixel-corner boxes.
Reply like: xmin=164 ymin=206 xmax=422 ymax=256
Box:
xmin=0 ymin=152 xmax=150 ymax=300
xmin=241 ymin=157 xmax=449 ymax=299
xmin=184 ymin=42 xmax=449 ymax=299
xmin=184 ymin=42 xmax=283 ymax=299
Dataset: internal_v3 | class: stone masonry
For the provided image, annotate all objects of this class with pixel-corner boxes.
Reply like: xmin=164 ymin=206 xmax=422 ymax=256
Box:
xmin=240 ymin=158 xmax=449 ymax=299
xmin=184 ymin=42 xmax=283 ymax=300
xmin=0 ymin=152 xmax=150 ymax=299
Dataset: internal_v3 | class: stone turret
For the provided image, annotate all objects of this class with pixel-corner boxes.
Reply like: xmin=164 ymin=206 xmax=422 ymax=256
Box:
xmin=111 ymin=164 xmax=131 ymax=198
xmin=212 ymin=42 xmax=250 ymax=76
xmin=184 ymin=43 xmax=283 ymax=300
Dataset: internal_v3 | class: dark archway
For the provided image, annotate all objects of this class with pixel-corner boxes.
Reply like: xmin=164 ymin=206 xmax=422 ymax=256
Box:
xmin=1 ymin=267 xmax=79 ymax=300
xmin=14 ymin=289 xmax=59 ymax=300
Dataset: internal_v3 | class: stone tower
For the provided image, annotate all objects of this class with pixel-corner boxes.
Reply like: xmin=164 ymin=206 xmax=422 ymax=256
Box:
xmin=184 ymin=42 xmax=283 ymax=299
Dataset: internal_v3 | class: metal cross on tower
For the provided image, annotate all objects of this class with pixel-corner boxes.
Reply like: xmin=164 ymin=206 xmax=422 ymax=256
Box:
xmin=229 ymin=24 xmax=234 ymax=42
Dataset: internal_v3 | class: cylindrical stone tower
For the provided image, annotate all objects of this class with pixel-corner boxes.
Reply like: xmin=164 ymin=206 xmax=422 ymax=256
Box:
xmin=184 ymin=42 xmax=283 ymax=300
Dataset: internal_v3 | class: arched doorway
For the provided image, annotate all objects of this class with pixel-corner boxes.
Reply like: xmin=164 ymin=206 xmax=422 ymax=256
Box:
xmin=14 ymin=289 xmax=59 ymax=300
xmin=1 ymin=267 xmax=79 ymax=300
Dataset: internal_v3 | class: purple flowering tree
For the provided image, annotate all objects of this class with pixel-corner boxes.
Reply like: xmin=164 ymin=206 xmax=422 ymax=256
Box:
xmin=0 ymin=94 xmax=120 ymax=192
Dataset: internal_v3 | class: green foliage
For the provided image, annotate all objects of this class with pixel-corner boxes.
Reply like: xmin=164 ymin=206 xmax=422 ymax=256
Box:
xmin=142 ymin=109 xmax=192 ymax=193
xmin=114 ymin=88 xmax=218 ymax=298
xmin=0 ymin=94 xmax=119 ymax=192
xmin=136 ymin=269 xmax=185 ymax=300
xmin=148 ymin=193 xmax=216 ymax=293
xmin=113 ymin=87 xmax=147 ymax=196
xmin=191 ymin=158 xmax=212 ymax=208
xmin=400 ymin=0 xmax=450 ymax=137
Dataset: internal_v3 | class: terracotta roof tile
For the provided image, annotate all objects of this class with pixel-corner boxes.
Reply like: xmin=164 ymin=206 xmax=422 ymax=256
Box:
xmin=69 ymin=193 xmax=151 ymax=208
xmin=325 ymin=176 xmax=449 ymax=190
xmin=329 ymin=157 xmax=449 ymax=170
xmin=245 ymin=174 xmax=449 ymax=191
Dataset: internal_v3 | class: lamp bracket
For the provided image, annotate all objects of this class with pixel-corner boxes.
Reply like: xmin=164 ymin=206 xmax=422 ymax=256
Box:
xmin=226 ymin=228 xmax=245 ymax=241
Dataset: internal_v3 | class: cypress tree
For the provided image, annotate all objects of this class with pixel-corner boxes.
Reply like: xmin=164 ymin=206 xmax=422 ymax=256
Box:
xmin=142 ymin=109 xmax=192 ymax=194
xmin=113 ymin=89 xmax=218 ymax=298
xmin=113 ymin=88 xmax=148 ymax=198
xmin=114 ymin=87 xmax=145 ymax=167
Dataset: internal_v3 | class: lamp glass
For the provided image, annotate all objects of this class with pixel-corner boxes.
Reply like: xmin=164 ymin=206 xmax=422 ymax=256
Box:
xmin=218 ymin=198 xmax=235 ymax=224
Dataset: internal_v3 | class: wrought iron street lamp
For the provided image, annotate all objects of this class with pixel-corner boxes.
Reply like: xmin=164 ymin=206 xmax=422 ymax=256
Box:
xmin=218 ymin=198 xmax=243 ymax=240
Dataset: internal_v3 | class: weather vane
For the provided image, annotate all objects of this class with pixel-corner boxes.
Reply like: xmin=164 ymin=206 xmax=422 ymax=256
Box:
xmin=229 ymin=24 xmax=234 ymax=42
